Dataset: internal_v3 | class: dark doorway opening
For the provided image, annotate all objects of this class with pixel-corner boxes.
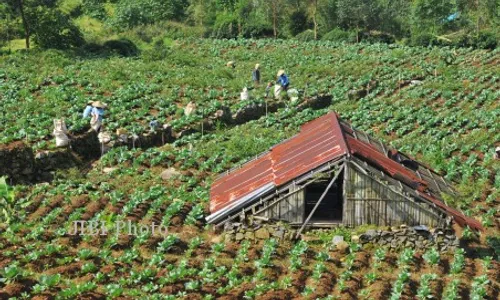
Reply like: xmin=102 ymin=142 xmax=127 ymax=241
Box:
xmin=304 ymin=171 xmax=343 ymax=223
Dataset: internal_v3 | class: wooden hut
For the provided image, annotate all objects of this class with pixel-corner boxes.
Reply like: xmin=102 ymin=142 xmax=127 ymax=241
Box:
xmin=206 ymin=112 xmax=483 ymax=235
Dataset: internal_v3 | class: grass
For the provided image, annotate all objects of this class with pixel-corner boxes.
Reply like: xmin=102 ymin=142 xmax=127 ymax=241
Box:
xmin=1 ymin=39 xmax=28 ymax=51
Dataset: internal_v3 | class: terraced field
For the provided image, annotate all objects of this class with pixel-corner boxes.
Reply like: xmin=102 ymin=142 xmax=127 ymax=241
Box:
xmin=0 ymin=40 xmax=498 ymax=299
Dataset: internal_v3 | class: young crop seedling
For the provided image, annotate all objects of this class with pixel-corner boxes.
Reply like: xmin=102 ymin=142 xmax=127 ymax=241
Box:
xmin=470 ymin=275 xmax=490 ymax=300
xmin=416 ymin=273 xmax=438 ymax=299
xmin=450 ymin=248 xmax=465 ymax=274
xmin=442 ymin=279 xmax=460 ymax=300
xmin=422 ymin=247 xmax=440 ymax=266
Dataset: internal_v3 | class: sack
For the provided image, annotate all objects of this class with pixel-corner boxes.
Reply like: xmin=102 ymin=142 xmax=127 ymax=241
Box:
xmin=118 ymin=134 xmax=128 ymax=143
xmin=274 ymin=85 xmax=282 ymax=99
xmin=53 ymin=119 xmax=69 ymax=147
xmin=98 ymin=131 xmax=112 ymax=144
xmin=116 ymin=129 xmax=128 ymax=143
xmin=184 ymin=102 xmax=197 ymax=116
xmin=287 ymin=89 xmax=299 ymax=102
xmin=240 ymin=88 xmax=249 ymax=101
xmin=90 ymin=114 xmax=101 ymax=132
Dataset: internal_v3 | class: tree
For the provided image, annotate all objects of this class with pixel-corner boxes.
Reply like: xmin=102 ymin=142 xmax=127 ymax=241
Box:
xmin=28 ymin=5 xmax=84 ymax=49
xmin=81 ymin=0 xmax=107 ymax=20
xmin=263 ymin=0 xmax=285 ymax=38
xmin=6 ymin=0 xmax=32 ymax=49
xmin=457 ymin=0 xmax=500 ymax=34
xmin=3 ymin=0 xmax=83 ymax=49
xmin=337 ymin=0 xmax=381 ymax=42
xmin=307 ymin=0 xmax=319 ymax=40
xmin=113 ymin=0 xmax=189 ymax=28
xmin=411 ymin=0 xmax=455 ymax=35
xmin=376 ymin=0 xmax=411 ymax=38
xmin=187 ymin=0 xmax=214 ymax=27
xmin=0 ymin=3 xmax=16 ymax=48
xmin=317 ymin=0 xmax=338 ymax=33
xmin=289 ymin=9 xmax=308 ymax=36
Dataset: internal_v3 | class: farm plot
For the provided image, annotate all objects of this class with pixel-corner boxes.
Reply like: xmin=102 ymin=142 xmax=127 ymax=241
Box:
xmin=0 ymin=40 xmax=499 ymax=298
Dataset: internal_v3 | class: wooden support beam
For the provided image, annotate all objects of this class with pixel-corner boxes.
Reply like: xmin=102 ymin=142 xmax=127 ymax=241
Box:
xmin=253 ymin=216 xmax=269 ymax=221
xmin=350 ymin=160 xmax=369 ymax=175
xmin=295 ymin=164 xmax=345 ymax=239
xmin=427 ymin=168 xmax=442 ymax=193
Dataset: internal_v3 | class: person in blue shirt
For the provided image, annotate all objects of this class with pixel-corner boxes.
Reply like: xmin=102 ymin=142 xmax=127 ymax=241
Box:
xmin=91 ymin=101 xmax=106 ymax=122
xmin=277 ymin=70 xmax=289 ymax=91
xmin=82 ymin=101 xmax=94 ymax=118
xmin=89 ymin=101 xmax=107 ymax=132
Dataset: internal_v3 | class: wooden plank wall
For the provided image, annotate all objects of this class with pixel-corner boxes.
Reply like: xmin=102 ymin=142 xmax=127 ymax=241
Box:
xmin=344 ymin=165 xmax=444 ymax=227
xmin=261 ymin=183 xmax=304 ymax=223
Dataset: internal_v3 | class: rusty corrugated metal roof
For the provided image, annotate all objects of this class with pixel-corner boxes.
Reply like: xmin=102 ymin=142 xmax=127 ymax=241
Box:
xmin=209 ymin=113 xmax=348 ymax=213
xmin=208 ymin=112 xmax=483 ymax=231
xmin=210 ymin=152 xmax=274 ymax=213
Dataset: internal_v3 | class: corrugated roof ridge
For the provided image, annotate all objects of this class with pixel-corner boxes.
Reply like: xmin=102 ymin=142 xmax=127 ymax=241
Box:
xmin=418 ymin=192 xmax=484 ymax=231
xmin=332 ymin=112 xmax=351 ymax=156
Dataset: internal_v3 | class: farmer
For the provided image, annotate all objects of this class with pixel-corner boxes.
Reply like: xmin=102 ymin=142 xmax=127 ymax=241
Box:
xmin=90 ymin=101 xmax=107 ymax=132
xmin=495 ymin=146 xmax=500 ymax=160
xmin=252 ymin=64 xmax=261 ymax=86
xmin=277 ymin=69 xmax=290 ymax=91
xmin=82 ymin=100 xmax=94 ymax=118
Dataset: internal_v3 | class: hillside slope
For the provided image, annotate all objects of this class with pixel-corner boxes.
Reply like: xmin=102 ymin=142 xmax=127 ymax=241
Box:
xmin=0 ymin=40 xmax=498 ymax=299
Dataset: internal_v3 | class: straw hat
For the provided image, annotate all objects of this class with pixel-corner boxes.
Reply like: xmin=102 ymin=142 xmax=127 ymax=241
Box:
xmin=226 ymin=61 xmax=235 ymax=67
xmin=277 ymin=69 xmax=285 ymax=76
xmin=255 ymin=64 xmax=260 ymax=69
xmin=93 ymin=101 xmax=107 ymax=108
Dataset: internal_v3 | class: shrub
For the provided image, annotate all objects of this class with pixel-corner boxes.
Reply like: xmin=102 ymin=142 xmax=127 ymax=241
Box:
xmin=361 ymin=31 xmax=395 ymax=44
xmin=162 ymin=22 xmax=206 ymax=39
xmin=321 ymin=28 xmax=357 ymax=43
xmin=411 ymin=33 xmax=439 ymax=47
xmin=454 ymin=30 xmax=498 ymax=49
xmin=241 ymin=22 xmax=274 ymax=39
xmin=474 ymin=30 xmax=498 ymax=50
xmin=29 ymin=7 xmax=84 ymax=49
xmin=211 ymin=13 xmax=238 ymax=39
xmin=295 ymin=30 xmax=316 ymax=42
xmin=142 ymin=38 xmax=171 ymax=61
xmin=103 ymin=38 xmax=139 ymax=57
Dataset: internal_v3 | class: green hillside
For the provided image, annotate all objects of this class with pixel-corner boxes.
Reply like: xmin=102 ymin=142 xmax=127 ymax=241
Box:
xmin=0 ymin=40 xmax=498 ymax=299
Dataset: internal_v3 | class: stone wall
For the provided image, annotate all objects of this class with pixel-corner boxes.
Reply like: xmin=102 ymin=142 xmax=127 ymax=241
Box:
xmin=0 ymin=142 xmax=37 ymax=184
xmin=0 ymin=131 xmax=102 ymax=184
xmin=222 ymin=221 xmax=297 ymax=242
xmin=356 ymin=225 xmax=459 ymax=251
